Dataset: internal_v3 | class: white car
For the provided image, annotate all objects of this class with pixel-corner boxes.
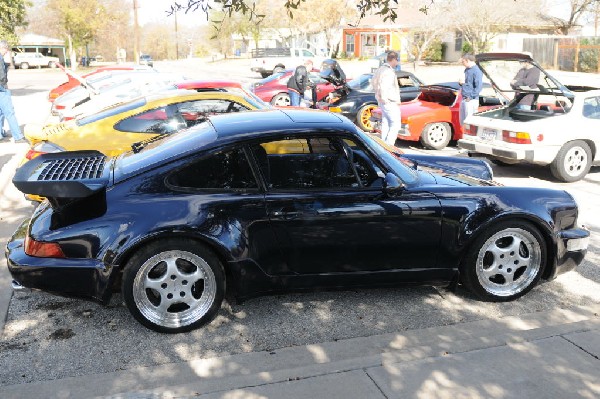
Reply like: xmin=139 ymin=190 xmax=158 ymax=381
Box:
xmin=458 ymin=52 xmax=600 ymax=182
xmin=13 ymin=52 xmax=59 ymax=69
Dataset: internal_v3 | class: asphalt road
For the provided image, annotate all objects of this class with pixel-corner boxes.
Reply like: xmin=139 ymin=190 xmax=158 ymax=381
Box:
xmin=0 ymin=60 xmax=599 ymax=387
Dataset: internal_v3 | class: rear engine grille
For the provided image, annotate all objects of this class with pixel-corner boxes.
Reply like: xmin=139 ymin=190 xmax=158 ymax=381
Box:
xmin=36 ymin=155 xmax=106 ymax=181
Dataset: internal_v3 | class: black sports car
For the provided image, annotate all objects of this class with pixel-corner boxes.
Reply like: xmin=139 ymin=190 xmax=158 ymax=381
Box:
xmin=7 ymin=109 xmax=589 ymax=333
xmin=320 ymin=71 xmax=424 ymax=131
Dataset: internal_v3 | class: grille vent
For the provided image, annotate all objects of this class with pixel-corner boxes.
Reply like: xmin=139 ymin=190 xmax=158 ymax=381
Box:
xmin=36 ymin=155 xmax=106 ymax=181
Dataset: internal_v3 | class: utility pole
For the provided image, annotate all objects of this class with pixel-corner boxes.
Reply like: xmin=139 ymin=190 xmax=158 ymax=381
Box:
xmin=133 ymin=0 xmax=140 ymax=63
xmin=174 ymin=9 xmax=179 ymax=59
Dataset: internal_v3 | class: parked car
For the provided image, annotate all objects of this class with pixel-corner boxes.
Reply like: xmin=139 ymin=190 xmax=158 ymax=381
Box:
xmin=320 ymin=71 xmax=424 ymax=131
xmin=458 ymin=52 xmax=600 ymax=182
xmin=367 ymin=50 xmax=402 ymax=72
xmin=50 ymin=69 xmax=163 ymax=117
xmin=48 ymin=65 xmax=152 ymax=102
xmin=371 ymin=82 xmax=505 ymax=150
xmin=139 ymin=54 xmax=153 ymax=67
xmin=250 ymin=68 xmax=338 ymax=106
xmin=9 ymin=108 xmax=589 ymax=333
xmin=250 ymin=47 xmax=319 ymax=77
xmin=13 ymin=52 xmax=60 ymax=69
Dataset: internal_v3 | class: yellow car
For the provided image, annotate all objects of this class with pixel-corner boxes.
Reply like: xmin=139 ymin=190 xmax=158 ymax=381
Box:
xmin=25 ymin=89 xmax=269 ymax=158
xmin=22 ymin=89 xmax=270 ymax=201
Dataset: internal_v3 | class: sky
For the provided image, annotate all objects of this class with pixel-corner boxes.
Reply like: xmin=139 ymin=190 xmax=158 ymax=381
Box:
xmin=136 ymin=0 xmax=208 ymax=27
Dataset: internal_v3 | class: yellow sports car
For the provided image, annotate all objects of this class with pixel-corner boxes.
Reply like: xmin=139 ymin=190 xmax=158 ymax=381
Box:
xmin=24 ymin=89 xmax=270 ymax=159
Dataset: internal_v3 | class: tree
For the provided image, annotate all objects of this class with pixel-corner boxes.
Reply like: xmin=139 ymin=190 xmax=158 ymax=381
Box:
xmin=0 ymin=0 xmax=31 ymax=44
xmin=543 ymin=0 xmax=600 ymax=34
xmin=46 ymin=0 xmax=110 ymax=69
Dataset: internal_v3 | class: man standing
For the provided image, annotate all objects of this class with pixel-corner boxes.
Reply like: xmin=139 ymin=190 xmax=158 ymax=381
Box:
xmin=287 ymin=59 xmax=313 ymax=107
xmin=459 ymin=53 xmax=483 ymax=127
xmin=372 ymin=51 xmax=400 ymax=145
xmin=0 ymin=40 xmax=25 ymax=143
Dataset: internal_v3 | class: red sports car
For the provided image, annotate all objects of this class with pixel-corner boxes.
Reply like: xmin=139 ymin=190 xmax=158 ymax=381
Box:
xmin=49 ymin=65 xmax=154 ymax=102
xmin=250 ymin=69 xmax=338 ymax=106
xmin=372 ymin=83 xmax=504 ymax=150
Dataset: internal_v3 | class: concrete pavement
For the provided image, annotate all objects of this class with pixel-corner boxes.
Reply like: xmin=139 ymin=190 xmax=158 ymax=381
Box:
xmin=0 ymin=304 xmax=597 ymax=398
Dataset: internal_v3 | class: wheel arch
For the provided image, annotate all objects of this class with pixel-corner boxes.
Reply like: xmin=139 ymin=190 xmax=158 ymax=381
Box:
xmin=457 ymin=214 xmax=556 ymax=281
xmin=109 ymin=232 xmax=235 ymax=295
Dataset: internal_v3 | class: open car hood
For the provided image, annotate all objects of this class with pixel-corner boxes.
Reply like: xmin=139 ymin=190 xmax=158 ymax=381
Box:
xmin=475 ymin=52 xmax=574 ymax=100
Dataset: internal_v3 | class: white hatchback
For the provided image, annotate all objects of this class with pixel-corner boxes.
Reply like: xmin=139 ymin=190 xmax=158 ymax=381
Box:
xmin=458 ymin=52 xmax=600 ymax=182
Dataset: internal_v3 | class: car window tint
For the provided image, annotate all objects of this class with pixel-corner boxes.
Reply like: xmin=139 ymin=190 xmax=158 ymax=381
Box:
xmin=168 ymin=148 xmax=257 ymax=190
xmin=251 ymin=137 xmax=365 ymax=190
xmin=582 ymin=97 xmax=600 ymax=119
xmin=115 ymin=104 xmax=187 ymax=134
xmin=176 ymin=99 xmax=249 ymax=127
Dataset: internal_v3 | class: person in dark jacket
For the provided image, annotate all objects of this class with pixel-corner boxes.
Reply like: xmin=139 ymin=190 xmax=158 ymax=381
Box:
xmin=0 ymin=40 xmax=25 ymax=143
xmin=459 ymin=53 xmax=483 ymax=127
xmin=287 ymin=60 xmax=313 ymax=107
xmin=511 ymin=60 xmax=540 ymax=109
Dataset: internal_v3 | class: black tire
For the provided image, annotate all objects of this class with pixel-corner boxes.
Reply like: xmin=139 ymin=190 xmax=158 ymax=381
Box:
xmin=48 ymin=61 xmax=57 ymax=68
xmin=461 ymin=221 xmax=546 ymax=302
xmin=419 ymin=122 xmax=451 ymax=150
xmin=20 ymin=62 xmax=29 ymax=70
xmin=356 ymin=103 xmax=377 ymax=131
xmin=270 ymin=92 xmax=290 ymax=106
xmin=122 ymin=238 xmax=225 ymax=333
xmin=260 ymin=72 xmax=270 ymax=78
xmin=272 ymin=66 xmax=284 ymax=75
xmin=550 ymin=140 xmax=592 ymax=182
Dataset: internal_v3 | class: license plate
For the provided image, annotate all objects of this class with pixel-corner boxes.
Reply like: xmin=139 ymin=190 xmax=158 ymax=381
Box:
xmin=479 ymin=128 xmax=497 ymax=141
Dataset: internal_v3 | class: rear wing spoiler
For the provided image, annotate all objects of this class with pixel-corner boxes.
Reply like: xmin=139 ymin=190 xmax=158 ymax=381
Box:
xmin=13 ymin=151 xmax=110 ymax=207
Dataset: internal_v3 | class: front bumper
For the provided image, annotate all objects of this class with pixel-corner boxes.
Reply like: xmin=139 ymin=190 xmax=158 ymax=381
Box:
xmin=550 ymin=227 xmax=590 ymax=279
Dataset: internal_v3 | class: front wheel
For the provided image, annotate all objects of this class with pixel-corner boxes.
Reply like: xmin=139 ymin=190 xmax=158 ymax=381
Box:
xmin=122 ymin=238 xmax=225 ymax=333
xmin=356 ymin=103 xmax=377 ymax=131
xmin=20 ymin=62 xmax=29 ymax=69
xmin=48 ymin=61 xmax=57 ymax=68
xmin=420 ymin=122 xmax=451 ymax=150
xmin=461 ymin=221 xmax=546 ymax=301
xmin=550 ymin=140 xmax=592 ymax=182
xmin=271 ymin=93 xmax=290 ymax=106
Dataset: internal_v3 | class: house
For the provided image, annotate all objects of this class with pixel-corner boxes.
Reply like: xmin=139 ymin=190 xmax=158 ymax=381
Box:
xmin=341 ymin=13 xmax=410 ymax=61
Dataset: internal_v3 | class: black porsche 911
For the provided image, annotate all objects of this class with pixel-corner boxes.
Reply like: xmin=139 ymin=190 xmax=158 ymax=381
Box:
xmin=320 ymin=71 xmax=424 ymax=132
xmin=7 ymin=109 xmax=589 ymax=333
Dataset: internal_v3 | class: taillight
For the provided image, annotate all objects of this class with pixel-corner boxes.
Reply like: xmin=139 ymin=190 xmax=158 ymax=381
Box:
xmin=25 ymin=149 xmax=47 ymax=160
xmin=502 ymin=130 xmax=531 ymax=144
xmin=24 ymin=236 xmax=65 ymax=258
xmin=48 ymin=92 xmax=59 ymax=101
xmin=463 ymin=123 xmax=477 ymax=135
xmin=54 ymin=104 xmax=65 ymax=110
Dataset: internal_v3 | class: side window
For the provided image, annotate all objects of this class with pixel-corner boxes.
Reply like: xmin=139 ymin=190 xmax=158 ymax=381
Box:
xmin=167 ymin=148 xmax=257 ymax=190
xmin=250 ymin=136 xmax=382 ymax=190
xmin=398 ymin=76 xmax=417 ymax=88
xmin=302 ymin=50 xmax=313 ymax=57
xmin=114 ymin=104 xmax=187 ymax=134
xmin=175 ymin=99 xmax=249 ymax=128
xmin=582 ymin=97 xmax=600 ymax=119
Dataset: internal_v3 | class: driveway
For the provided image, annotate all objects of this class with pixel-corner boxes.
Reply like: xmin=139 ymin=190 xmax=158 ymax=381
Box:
xmin=0 ymin=60 xmax=598 ymax=388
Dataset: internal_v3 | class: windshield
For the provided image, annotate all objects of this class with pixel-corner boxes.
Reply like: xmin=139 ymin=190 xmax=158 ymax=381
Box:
xmin=348 ymin=74 xmax=373 ymax=91
xmin=355 ymin=130 xmax=419 ymax=185
xmin=478 ymin=59 xmax=562 ymax=94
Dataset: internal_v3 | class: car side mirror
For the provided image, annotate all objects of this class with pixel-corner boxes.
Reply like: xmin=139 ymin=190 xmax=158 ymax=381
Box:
xmin=383 ymin=172 xmax=403 ymax=196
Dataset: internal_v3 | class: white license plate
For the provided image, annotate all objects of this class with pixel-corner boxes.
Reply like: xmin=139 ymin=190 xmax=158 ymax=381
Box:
xmin=479 ymin=128 xmax=498 ymax=141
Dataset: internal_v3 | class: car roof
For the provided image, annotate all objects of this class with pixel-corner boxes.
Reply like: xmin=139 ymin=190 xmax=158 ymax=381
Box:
xmin=209 ymin=108 xmax=352 ymax=139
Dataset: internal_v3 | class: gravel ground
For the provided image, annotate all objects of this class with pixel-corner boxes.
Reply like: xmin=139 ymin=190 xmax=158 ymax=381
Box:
xmin=1 ymin=60 xmax=599 ymax=387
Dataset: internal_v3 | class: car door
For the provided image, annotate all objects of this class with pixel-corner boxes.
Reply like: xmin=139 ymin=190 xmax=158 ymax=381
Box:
xmin=249 ymin=134 xmax=442 ymax=276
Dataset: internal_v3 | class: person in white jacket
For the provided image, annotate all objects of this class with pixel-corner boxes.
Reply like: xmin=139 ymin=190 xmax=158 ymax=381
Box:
xmin=372 ymin=51 xmax=400 ymax=145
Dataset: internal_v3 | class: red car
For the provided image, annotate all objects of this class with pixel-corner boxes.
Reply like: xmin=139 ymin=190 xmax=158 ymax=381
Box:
xmin=372 ymin=83 xmax=504 ymax=150
xmin=250 ymin=69 xmax=338 ymax=106
xmin=48 ymin=65 xmax=154 ymax=102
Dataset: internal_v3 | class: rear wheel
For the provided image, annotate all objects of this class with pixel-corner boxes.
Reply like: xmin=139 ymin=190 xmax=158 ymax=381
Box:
xmin=20 ymin=62 xmax=29 ymax=69
xmin=420 ymin=122 xmax=451 ymax=150
xmin=271 ymin=93 xmax=290 ymax=106
xmin=48 ymin=61 xmax=57 ymax=68
xmin=122 ymin=238 xmax=225 ymax=333
xmin=356 ymin=103 xmax=377 ymax=131
xmin=550 ymin=140 xmax=592 ymax=182
xmin=461 ymin=221 xmax=546 ymax=301
xmin=260 ymin=72 xmax=270 ymax=78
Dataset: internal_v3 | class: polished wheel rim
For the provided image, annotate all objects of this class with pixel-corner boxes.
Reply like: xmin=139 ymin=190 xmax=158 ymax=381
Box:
xmin=360 ymin=106 xmax=376 ymax=130
xmin=563 ymin=146 xmax=588 ymax=177
xmin=476 ymin=228 xmax=541 ymax=297
xmin=273 ymin=95 xmax=290 ymax=106
xmin=426 ymin=124 xmax=447 ymax=145
xmin=133 ymin=250 xmax=216 ymax=329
